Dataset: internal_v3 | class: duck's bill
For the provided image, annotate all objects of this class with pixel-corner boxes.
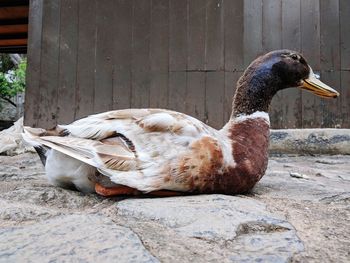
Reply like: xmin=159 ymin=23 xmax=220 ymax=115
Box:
xmin=299 ymin=68 xmax=339 ymax=98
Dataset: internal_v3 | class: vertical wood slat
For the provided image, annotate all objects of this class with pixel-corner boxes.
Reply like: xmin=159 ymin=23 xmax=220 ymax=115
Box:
xmin=25 ymin=0 xmax=43 ymax=127
xmin=113 ymin=0 xmax=132 ymax=110
xmin=281 ymin=0 xmax=301 ymax=128
xmin=262 ymin=0 xmax=282 ymax=52
xmin=340 ymin=0 xmax=350 ymax=127
xmin=262 ymin=0 xmax=282 ymax=128
xmin=186 ymin=0 xmax=205 ymax=119
xmin=187 ymin=0 xmax=206 ymax=71
xmin=75 ymin=0 xmax=96 ymax=119
xmin=37 ymin=0 xmax=61 ymax=128
xmin=94 ymin=0 xmax=114 ymax=113
xmin=131 ymin=0 xmax=151 ymax=108
xmin=224 ymin=0 xmax=244 ymax=71
xmin=319 ymin=0 xmax=341 ymax=127
xmin=340 ymin=71 xmax=350 ymax=127
xmin=205 ymin=0 xmax=224 ymax=70
xmin=340 ymin=0 xmax=350 ymax=70
xmin=320 ymin=0 xmax=340 ymax=71
xmin=57 ymin=0 xmax=78 ymax=124
xmin=149 ymin=0 xmax=169 ymax=109
xmin=168 ymin=0 xmax=187 ymax=113
xmin=243 ymin=0 xmax=262 ymax=67
xmin=206 ymin=72 xmax=224 ymax=128
xmin=204 ymin=0 xmax=224 ymax=127
xmin=300 ymin=0 xmax=320 ymax=127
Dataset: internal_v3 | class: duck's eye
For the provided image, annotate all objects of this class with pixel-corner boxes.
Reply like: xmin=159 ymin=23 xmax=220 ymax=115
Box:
xmin=290 ymin=54 xmax=299 ymax=60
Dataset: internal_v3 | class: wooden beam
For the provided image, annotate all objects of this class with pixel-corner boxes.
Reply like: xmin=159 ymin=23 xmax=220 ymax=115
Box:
xmin=0 ymin=24 xmax=27 ymax=34
xmin=0 ymin=6 xmax=29 ymax=19
xmin=0 ymin=38 xmax=27 ymax=46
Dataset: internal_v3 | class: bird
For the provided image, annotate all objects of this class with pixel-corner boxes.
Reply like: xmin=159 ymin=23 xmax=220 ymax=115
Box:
xmin=23 ymin=50 xmax=339 ymax=197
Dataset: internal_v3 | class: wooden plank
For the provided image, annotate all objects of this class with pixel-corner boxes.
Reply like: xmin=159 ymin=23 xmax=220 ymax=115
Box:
xmin=131 ymin=0 xmax=151 ymax=108
xmin=262 ymin=0 xmax=282 ymax=52
xmin=168 ymin=0 xmax=187 ymax=113
xmin=112 ymin=0 xmax=132 ymax=110
xmin=282 ymin=0 xmax=301 ymax=51
xmin=0 ymin=6 xmax=28 ymax=19
xmin=340 ymin=0 xmax=350 ymax=70
xmin=186 ymin=72 xmax=205 ymax=120
xmin=187 ymin=0 xmax=206 ymax=70
xmin=281 ymin=0 xmax=301 ymax=128
xmin=168 ymin=72 xmax=187 ymax=113
xmin=318 ymin=71 xmax=341 ymax=127
xmin=262 ymin=0 xmax=283 ymax=128
xmin=205 ymin=0 xmax=224 ymax=70
xmin=37 ymin=0 xmax=60 ymax=128
xmin=57 ymin=0 xmax=78 ymax=124
xmin=340 ymin=71 xmax=350 ymax=127
xmin=94 ymin=0 xmax=114 ymax=113
xmin=223 ymin=0 xmax=244 ymax=71
xmin=75 ymin=0 xmax=96 ymax=119
xmin=243 ymin=0 xmax=262 ymax=67
xmin=24 ymin=0 xmax=42 ymax=127
xmin=300 ymin=0 xmax=320 ymax=127
xmin=169 ymin=0 xmax=187 ymax=71
xmin=0 ymin=24 xmax=27 ymax=34
xmin=0 ymin=38 xmax=26 ymax=46
xmin=224 ymin=71 xmax=241 ymax=123
xmin=320 ymin=0 xmax=340 ymax=71
xmin=149 ymin=0 xmax=169 ymax=108
xmin=206 ymin=72 xmax=224 ymax=128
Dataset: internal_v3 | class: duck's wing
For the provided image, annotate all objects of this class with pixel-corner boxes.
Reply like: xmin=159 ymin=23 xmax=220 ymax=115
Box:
xmin=23 ymin=109 xmax=213 ymax=181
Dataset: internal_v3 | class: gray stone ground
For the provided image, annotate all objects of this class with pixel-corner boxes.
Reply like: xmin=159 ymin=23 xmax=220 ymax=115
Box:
xmin=0 ymin=153 xmax=349 ymax=262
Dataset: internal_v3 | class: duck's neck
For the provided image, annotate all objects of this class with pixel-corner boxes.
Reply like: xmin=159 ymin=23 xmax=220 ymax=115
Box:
xmin=231 ymin=66 xmax=281 ymax=118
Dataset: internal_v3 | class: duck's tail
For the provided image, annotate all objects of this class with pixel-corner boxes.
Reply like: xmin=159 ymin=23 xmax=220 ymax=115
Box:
xmin=22 ymin=126 xmax=50 ymax=166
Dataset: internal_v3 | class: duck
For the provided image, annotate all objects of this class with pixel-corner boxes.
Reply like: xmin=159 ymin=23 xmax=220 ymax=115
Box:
xmin=22 ymin=50 xmax=339 ymax=197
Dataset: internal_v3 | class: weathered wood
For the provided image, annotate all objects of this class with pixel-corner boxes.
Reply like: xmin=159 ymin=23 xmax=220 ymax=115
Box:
xmin=319 ymin=71 xmax=341 ymax=127
xmin=37 ymin=0 xmax=60 ymax=128
xmin=281 ymin=0 xmax=301 ymax=128
xmin=205 ymin=0 xmax=224 ymax=70
xmin=24 ymin=0 xmax=42 ymax=127
xmin=223 ymin=0 xmax=244 ymax=71
xmin=187 ymin=0 xmax=206 ymax=70
xmin=131 ymin=0 xmax=151 ymax=108
xmin=168 ymin=0 xmax=187 ymax=113
xmin=340 ymin=0 xmax=350 ymax=70
xmin=262 ymin=0 xmax=282 ymax=52
xmin=243 ymin=0 xmax=262 ymax=67
xmin=340 ymin=71 xmax=350 ymax=127
xmin=57 ymin=0 xmax=78 ymax=124
xmin=24 ymin=0 xmax=349 ymax=129
xmin=320 ymin=0 xmax=340 ymax=71
xmin=149 ymin=0 xmax=169 ymax=108
xmin=206 ymin=72 xmax=224 ymax=128
xmin=94 ymin=0 xmax=114 ymax=113
xmin=169 ymin=0 xmax=187 ymax=71
xmin=75 ymin=0 xmax=96 ymax=119
xmin=112 ymin=0 xmax=132 ymax=110
xmin=186 ymin=72 xmax=205 ymax=120
xmin=300 ymin=0 xmax=320 ymax=127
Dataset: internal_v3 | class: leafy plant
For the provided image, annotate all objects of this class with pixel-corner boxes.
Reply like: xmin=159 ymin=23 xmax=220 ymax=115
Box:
xmin=0 ymin=58 xmax=26 ymax=107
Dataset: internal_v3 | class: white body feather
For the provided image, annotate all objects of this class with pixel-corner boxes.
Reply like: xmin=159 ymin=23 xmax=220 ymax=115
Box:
xmin=23 ymin=109 xmax=239 ymax=193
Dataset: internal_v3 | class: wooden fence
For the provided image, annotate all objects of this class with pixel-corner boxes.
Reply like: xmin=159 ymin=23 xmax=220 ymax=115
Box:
xmin=25 ymin=0 xmax=350 ymax=129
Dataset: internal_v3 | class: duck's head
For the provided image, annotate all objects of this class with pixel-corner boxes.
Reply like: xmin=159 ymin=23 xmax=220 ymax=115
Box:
xmin=232 ymin=49 xmax=339 ymax=117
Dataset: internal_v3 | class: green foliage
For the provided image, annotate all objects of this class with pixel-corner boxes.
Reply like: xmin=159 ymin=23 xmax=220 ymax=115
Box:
xmin=0 ymin=58 xmax=26 ymax=107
